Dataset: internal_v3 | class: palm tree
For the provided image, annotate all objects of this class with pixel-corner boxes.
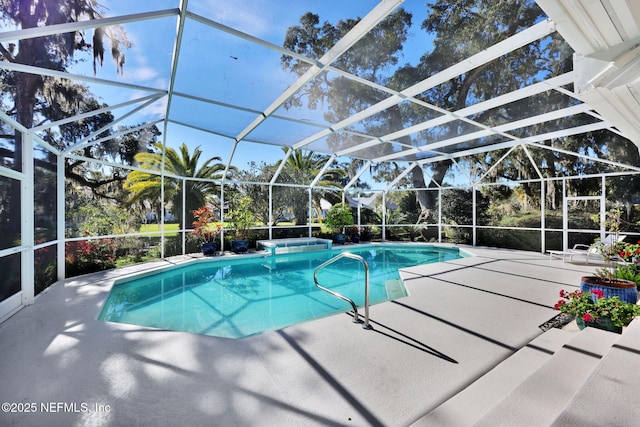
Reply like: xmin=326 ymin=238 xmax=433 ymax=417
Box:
xmin=277 ymin=148 xmax=346 ymax=224
xmin=125 ymin=142 xmax=227 ymax=226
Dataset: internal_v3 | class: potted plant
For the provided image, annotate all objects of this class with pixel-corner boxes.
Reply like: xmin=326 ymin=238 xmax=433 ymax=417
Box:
xmin=617 ymin=239 xmax=640 ymax=264
xmin=227 ymin=195 xmax=255 ymax=253
xmin=192 ymin=205 xmax=222 ymax=256
xmin=324 ymin=203 xmax=353 ymax=245
xmin=554 ymin=288 xmax=640 ymax=333
xmin=350 ymin=225 xmax=360 ymax=243
xmin=582 ymin=209 xmax=638 ymax=303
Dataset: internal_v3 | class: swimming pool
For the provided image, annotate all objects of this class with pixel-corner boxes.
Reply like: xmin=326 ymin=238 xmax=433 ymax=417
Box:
xmin=99 ymin=244 xmax=468 ymax=338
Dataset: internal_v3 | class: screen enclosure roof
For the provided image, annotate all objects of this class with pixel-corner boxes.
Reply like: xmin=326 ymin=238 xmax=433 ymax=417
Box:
xmin=2 ymin=0 xmax=640 ymax=186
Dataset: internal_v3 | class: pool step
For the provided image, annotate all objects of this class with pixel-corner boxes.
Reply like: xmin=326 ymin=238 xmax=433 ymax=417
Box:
xmin=413 ymin=322 xmax=630 ymax=426
xmin=551 ymin=319 xmax=640 ymax=426
xmin=384 ymin=279 xmax=409 ymax=300
xmin=410 ymin=327 xmax=575 ymax=426
xmin=473 ymin=326 xmax=618 ymax=427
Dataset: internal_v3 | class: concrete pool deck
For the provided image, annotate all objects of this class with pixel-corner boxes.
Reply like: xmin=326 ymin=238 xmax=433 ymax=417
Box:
xmin=0 ymin=245 xmax=632 ymax=426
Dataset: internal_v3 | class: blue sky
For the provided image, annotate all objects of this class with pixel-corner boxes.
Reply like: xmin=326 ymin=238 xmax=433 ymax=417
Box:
xmin=42 ymin=1 xmax=436 ymax=177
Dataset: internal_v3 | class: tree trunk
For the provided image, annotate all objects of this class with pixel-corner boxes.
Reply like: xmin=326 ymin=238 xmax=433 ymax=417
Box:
xmin=416 ymin=159 xmax=453 ymax=222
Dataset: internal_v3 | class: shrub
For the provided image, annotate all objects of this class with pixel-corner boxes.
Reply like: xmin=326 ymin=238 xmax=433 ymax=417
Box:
xmin=65 ymin=234 xmax=116 ymax=277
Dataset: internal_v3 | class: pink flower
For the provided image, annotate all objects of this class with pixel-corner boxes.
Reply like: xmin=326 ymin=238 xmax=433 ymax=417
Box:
xmin=582 ymin=313 xmax=592 ymax=322
xmin=591 ymin=289 xmax=604 ymax=299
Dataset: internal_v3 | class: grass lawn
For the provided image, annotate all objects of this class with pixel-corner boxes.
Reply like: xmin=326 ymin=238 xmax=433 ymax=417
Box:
xmin=139 ymin=222 xmax=332 ymax=236
xmin=139 ymin=223 xmax=181 ymax=236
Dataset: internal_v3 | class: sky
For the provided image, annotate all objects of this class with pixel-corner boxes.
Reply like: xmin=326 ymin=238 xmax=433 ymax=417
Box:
xmin=48 ymin=0 xmax=437 ymax=177
xmin=0 ymin=0 xmax=436 ymax=190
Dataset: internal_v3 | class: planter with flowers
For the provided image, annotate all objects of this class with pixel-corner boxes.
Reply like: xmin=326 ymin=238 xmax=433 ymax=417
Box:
xmin=192 ymin=205 xmax=222 ymax=256
xmin=618 ymin=239 xmax=640 ymax=264
xmin=581 ymin=209 xmax=638 ymax=303
xmin=555 ymin=289 xmax=640 ymax=334
xmin=614 ymin=240 xmax=640 ymax=288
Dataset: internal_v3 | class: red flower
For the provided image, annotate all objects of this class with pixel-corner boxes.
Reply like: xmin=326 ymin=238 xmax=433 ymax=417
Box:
xmin=591 ymin=289 xmax=604 ymax=299
xmin=582 ymin=313 xmax=592 ymax=322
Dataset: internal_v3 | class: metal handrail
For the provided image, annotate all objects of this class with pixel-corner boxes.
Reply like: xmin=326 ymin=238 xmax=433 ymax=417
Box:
xmin=313 ymin=252 xmax=372 ymax=330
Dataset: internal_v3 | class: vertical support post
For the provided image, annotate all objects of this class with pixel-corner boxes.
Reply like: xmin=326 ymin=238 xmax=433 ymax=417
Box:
xmin=21 ymin=131 xmax=34 ymax=305
xmin=381 ymin=191 xmax=387 ymax=241
xmin=160 ymin=152 xmax=165 ymax=259
xmin=541 ymin=177 xmax=546 ymax=253
xmin=438 ymin=188 xmax=443 ymax=243
xmin=562 ymin=179 xmax=568 ymax=250
xmin=57 ymin=153 xmax=66 ymax=281
xmin=357 ymin=194 xmax=361 ymax=229
xmin=308 ymin=188 xmax=313 ymax=238
xmin=268 ymin=184 xmax=273 ymax=240
xmin=472 ymin=185 xmax=477 ymax=246
xmin=220 ymin=183 xmax=226 ymax=252
xmin=182 ymin=177 xmax=186 ymax=255
xmin=600 ymin=176 xmax=606 ymax=241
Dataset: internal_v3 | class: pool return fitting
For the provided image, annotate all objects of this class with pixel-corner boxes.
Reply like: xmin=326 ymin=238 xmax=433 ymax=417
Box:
xmin=313 ymin=252 xmax=372 ymax=330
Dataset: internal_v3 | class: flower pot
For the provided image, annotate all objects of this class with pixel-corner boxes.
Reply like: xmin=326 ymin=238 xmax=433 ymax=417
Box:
xmin=333 ymin=233 xmax=346 ymax=245
xmin=351 ymin=233 xmax=360 ymax=243
xmin=201 ymin=242 xmax=217 ymax=256
xmin=576 ymin=317 xmax=622 ymax=334
xmin=231 ymin=239 xmax=249 ymax=254
xmin=580 ymin=276 xmax=638 ymax=304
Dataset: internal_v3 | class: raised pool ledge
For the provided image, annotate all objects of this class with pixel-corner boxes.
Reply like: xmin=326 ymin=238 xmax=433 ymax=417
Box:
xmin=256 ymin=237 xmax=333 ymax=255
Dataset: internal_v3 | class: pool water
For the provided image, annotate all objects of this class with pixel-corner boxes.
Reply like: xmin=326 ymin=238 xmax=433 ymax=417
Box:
xmin=99 ymin=244 xmax=466 ymax=338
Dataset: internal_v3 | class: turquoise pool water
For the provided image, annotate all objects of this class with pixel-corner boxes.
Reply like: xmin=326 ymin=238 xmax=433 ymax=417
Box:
xmin=99 ymin=244 xmax=467 ymax=338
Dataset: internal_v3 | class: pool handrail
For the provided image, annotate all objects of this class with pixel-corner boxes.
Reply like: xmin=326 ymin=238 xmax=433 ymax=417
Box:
xmin=313 ymin=252 xmax=372 ymax=330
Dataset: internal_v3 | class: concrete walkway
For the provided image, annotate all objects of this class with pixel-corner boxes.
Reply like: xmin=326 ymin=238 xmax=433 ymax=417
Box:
xmin=0 ymin=245 xmax=597 ymax=426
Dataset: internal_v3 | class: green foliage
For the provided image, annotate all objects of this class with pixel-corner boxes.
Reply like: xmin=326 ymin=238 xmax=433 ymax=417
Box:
xmin=124 ymin=142 xmax=227 ymax=226
xmin=399 ymin=192 xmax=421 ymax=224
xmin=279 ymin=148 xmax=345 ymax=225
xmin=615 ymin=264 xmax=640 ymax=286
xmin=555 ymin=289 xmax=640 ymax=327
xmin=34 ymin=242 xmax=57 ymax=295
xmin=237 ymin=161 xmax=281 ymax=225
xmin=227 ymin=196 xmax=256 ymax=239
xmin=441 ymin=189 xmax=490 ymax=225
xmin=68 ymin=202 xmax=133 ymax=237
xmin=324 ymin=203 xmax=353 ymax=234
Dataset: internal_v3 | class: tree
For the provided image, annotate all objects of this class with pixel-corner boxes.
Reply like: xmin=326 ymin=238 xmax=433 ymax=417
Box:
xmin=282 ymin=1 xmax=566 ymax=221
xmin=1 ymin=0 xmax=128 ymax=131
xmin=282 ymin=9 xmax=411 ymax=155
xmin=0 ymin=1 xmax=130 ymax=241
xmin=412 ymin=1 xmax=556 ymax=213
xmin=277 ymin=148 xmax=345 ymax=225
xmin=236 ymin=161 xmax=288 ymax=226
xmin=124 ymin=143 xmax=227 ymax=226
